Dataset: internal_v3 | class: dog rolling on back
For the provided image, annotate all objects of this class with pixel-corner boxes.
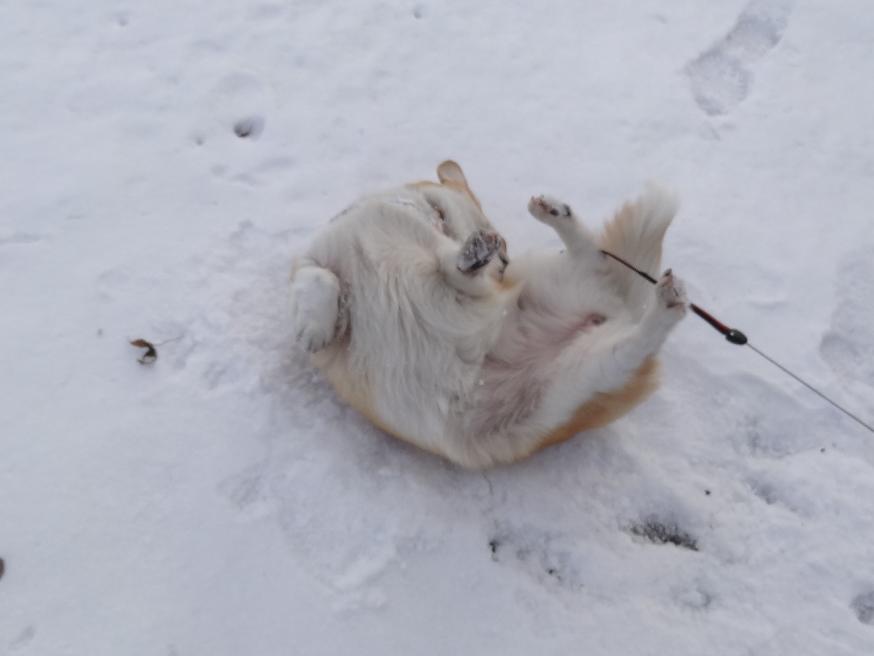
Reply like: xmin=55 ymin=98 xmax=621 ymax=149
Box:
xmin=290 ymin=161 xmax=686 ymax=468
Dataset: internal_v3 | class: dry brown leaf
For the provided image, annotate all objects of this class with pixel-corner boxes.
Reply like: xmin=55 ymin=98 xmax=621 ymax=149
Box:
xmin=130 ymin=338 xmax=158 ymax=365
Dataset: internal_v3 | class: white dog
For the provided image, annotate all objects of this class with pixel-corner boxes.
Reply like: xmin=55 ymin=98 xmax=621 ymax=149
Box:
xmin=290 ymin=161 xmax=686 ymax=468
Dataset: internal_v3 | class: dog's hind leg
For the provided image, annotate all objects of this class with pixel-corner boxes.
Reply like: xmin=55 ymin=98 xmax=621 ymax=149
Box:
xmin=464 ymin=270 xmax=687 ymax=467
xmin=534 ymin=269 xmax=687 ymax=427
xmin=290 ymin=259 xmax=345 ymax=352
xmin=464 ymin=269 xmax=687 ymax=466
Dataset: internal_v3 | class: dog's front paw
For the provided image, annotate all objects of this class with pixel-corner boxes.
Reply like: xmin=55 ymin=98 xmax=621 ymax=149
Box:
xmin=528 ymin=195 xmax=573 ymax=223
xmin=656 ymin=268 xmax=688 ymax=313
xmin=457 ymin=229 xmax=507 ymax=274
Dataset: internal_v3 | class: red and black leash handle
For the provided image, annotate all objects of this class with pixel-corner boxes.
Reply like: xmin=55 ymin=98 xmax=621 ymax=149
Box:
xmin=689 ymin=304 xmax=748 ymax=346
xmin=600 ymin=249 xmax=748 ymax=345
xmin=600 ymin=249 xmax=874 ymax=434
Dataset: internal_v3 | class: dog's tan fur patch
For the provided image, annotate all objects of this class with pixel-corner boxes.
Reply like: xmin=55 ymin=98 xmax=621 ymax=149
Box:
xmin=530 ymin=357 xmax=660 ymax=454
xmin=315 ymin=352 xmax=447 ymax=459
xmin=320 ymin=352 xmax=659 ymax=464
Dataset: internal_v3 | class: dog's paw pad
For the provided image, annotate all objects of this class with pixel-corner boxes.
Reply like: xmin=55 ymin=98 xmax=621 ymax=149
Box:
xmin=528 ymin=195 xmax=573 ymax=222
xmin=656 ymin=269 xmax=688 ymax=310
xmin=457 ymin=229 xmax=506 ymax=274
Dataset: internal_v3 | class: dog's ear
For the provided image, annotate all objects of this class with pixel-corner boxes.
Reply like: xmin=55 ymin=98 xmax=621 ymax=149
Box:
xmin=437 ymin=160 xmax=469 ymax=186
xmin=437 ymin=160 xmax=482 ymax=209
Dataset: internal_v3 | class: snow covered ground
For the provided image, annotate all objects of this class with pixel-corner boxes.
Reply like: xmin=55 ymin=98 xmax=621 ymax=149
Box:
xmin=2 ymin=0 xmax=874 ymax=653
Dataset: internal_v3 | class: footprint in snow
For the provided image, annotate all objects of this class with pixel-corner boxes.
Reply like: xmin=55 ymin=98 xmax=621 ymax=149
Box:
xmin=488 ymin=522 xmax=584 ymax=591
xmin=629 ymin=517 xmax=699 ymax=551
xmin=9 ymin=626 xmax=36 ymax=652
xmin=819 ymin=247 xmax=874 ymax=388
xmin=197 ymin=71 xmax=269 ymax=147
xmin=233 ymin=115 xmax=265 ymax=140
xmin=686 ymin=0 xmax=794 ymax=115
xmin=851 ymin=591 xmax=874 ymax=625
xmin=674 ymin=584 xmax=714 ymax=611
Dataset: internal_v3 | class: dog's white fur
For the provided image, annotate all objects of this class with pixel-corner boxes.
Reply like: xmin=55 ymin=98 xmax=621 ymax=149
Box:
xmin=290 ymin=161 xmax=686 ymax=468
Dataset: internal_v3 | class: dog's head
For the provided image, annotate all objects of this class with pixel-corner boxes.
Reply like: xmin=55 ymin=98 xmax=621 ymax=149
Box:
xmin=413 ymin=160 xmax=502 ymax=239
xmin=434 ymin=160 xmax=509 ymax=277
xmin=407 ymin=161 xmax=509 ymax=281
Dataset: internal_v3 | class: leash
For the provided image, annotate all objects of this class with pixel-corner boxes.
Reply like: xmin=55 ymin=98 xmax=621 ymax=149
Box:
xmin=600 ymin=249 xmax=874 ymax=435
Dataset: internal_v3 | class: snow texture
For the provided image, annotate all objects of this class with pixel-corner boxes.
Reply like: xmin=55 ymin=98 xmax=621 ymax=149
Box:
xmin=2 ymin=1 xmax=874 ymax=654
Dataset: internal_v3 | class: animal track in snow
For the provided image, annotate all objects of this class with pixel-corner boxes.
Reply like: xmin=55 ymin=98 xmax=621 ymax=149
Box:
xmin=686 ymin=0 xmax=793 ymax=115
xmin=9 ymin=626 xmax=36 ymax=652
xmin=95 ymin=267 xmax=134 ymax=302
xmin=820 ymin=247 xmax=874 ymax=387
xmin=218 ymin=462 xmax=274 ymax=521
xmin=196 ymin=72 xmax=270 ymax=147
xmin=851 ymin=590 xmax=874 ymax=625
xmin=746 ymin=473 xmax=814 ymax=517
xmin=488 ymin=523 xmax=584 ymax=591
xmin=629 ymin=517 xmax=699 ymax=551
xmin=233 ymin=115 xmax=265 ymax=140
xmin=724 ymin=373 xmax=823 ymax=458
xmin=0 ymin=232 xmax=43 ymax=246
xmin=673 ymin=584 xmax=714 ymax=611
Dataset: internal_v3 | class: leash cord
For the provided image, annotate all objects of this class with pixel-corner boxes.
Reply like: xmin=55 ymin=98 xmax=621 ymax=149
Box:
xmin=600 ymin=249 xmax=874 ymax=435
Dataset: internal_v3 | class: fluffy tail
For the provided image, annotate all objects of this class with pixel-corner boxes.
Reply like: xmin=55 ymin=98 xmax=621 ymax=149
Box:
xmin=599 ymin=183 xmax=678 ymax=318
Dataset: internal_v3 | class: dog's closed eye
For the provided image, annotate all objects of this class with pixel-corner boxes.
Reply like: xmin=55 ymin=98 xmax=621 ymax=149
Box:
xmin=426 ymin=199 xmax=451 ymax=236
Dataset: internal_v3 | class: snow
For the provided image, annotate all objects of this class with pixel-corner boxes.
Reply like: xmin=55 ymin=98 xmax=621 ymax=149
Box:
xmin=2 ymin=1 xmax=874 ymax=654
